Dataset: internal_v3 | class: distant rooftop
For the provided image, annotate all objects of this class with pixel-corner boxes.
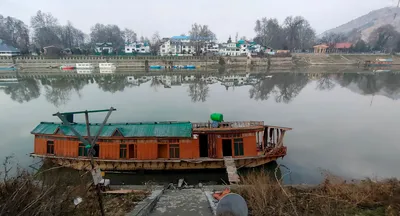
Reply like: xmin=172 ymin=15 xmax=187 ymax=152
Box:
xmin=0 ymin=40 xmax=20 ymax=52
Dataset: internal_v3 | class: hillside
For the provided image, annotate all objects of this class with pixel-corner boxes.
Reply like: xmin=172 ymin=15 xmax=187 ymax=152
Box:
xmin=322 ymin=7 xmax=400 ymax=41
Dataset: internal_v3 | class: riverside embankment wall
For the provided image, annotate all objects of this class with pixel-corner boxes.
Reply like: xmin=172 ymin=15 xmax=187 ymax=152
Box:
xmin=0 ymin=56 xmax=293 ymax=68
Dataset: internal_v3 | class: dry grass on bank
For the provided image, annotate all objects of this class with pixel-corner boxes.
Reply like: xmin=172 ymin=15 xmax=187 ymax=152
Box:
xmin=236 ymin=171 xmax=400 ymax=216
xmin=0 ymin=158 xmax=147 ymax=216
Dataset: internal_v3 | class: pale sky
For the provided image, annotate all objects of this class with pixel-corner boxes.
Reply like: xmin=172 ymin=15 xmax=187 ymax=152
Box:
xmin=0 ymin=0 xmax=396 ymax=42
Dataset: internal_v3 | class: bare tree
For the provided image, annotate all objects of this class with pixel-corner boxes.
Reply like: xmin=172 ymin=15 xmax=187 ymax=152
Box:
xmin=123 ymin=28 xmax=137 ymax=43
xmin=59 ymin=21 xmax=85 ymax=48
xmin=368 ymin=24 xmax=400 ymax=52
xmin=30 ymin=10 xmax=61 ymax=48
xmin=150 ymin=32 xmax=161 ymax=55
xmin=283 ymin=16 xmax=315 ymax=51
xmin=0 ymin=15 xmax=30 ymax=53
xmin=189 ymin=23 xmax=216 ymax=55
xmin=254 ymin=18 xmax=283 ymax=49
xmin=90 ymin=23 xmax=125 ymax=52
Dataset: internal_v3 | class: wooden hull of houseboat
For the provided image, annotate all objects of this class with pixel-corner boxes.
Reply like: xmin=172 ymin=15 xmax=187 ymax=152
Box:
xmin=31 ymin=146 xmax=286 ymax=171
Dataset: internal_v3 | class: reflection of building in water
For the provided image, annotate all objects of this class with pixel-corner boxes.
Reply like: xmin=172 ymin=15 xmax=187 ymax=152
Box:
xmin=201 ymin=76 xmax=218 ymax=84
xmin=76 ymin=69 xmax=93 ymax=74
xmin=126 ymin=76 xmax=152 ymax=86
xmin=99 ymin=68 xmax=116 ymax=74
xmin=220 ymin=74 xmax=250 ymax=89
xmin=99 ymin=63 xmax=116 ymax=74
xmin=0 ymin=78 xmax=19 ymax=88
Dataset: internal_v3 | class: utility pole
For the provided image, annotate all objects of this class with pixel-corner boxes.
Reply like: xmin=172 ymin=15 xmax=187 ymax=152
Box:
xmin=53 ymin=107 xmax=116 ymax=216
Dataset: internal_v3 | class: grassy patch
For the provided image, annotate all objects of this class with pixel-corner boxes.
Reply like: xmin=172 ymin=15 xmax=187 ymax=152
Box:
xmin=235 ymin=171 xmax=400 ymax=216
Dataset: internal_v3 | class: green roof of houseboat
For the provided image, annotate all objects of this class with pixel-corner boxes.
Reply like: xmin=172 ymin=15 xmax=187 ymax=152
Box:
xmin=31 ymin=122 xmax=192 ymax=138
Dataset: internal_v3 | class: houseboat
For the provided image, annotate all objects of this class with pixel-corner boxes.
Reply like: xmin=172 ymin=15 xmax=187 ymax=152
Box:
xmin=76 ymin=63 xmax=94 ymax=69
xmin=30 ymin=120 xmax=291 ymax=180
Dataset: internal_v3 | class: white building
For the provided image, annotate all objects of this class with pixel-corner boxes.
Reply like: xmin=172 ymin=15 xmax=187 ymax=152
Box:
xmin=159 ymin=35 xmax=217 ymax=56
xmin=125 ymin=42 xmax=150 ymax=54
xmin=160 ymin=39 xmax=195 ymax=56
xmin=95 ymin=43 xmax=113 ymax=54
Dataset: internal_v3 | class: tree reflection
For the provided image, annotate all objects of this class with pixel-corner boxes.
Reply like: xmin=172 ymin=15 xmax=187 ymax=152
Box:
xmin=3 ymin=78 xmax=40 ymax=103
xmin=41 ymin=77 xmax=88 ymax=107
xmin=94 ymin=76 xmax=129 ymax=93
xmin=274 ymin=74 xmax=309 ymax=103
xmin=249 ymin=74 xmax=309 ymax=103
xmin=249 ymin=78 xmax=274 ymax=100
xmin=188 ymin=78 xmax=209 ymax=102
xmin=316 ymin=74 xmax=336 ymax=91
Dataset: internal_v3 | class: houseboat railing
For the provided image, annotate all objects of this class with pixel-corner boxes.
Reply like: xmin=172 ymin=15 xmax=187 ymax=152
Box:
xmin=192 ymin=121 xmax=264 ymax=128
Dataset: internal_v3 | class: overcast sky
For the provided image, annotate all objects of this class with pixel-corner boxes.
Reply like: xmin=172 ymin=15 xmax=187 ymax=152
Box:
xmin=0 ymin=0 xmax=396 ymax=41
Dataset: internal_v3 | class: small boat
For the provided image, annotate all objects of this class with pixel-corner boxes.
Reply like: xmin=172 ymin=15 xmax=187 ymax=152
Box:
xmin=76 ymin=63 xmax=94 ymax=69
xmin=365 ymin=58 xmax=393 ymax=67
xmin=99 ymin=63 xmax=116 ymax=69
xmin=149 ymin=65 xmax=163 ymax=69
xmin=60 ymin=65 xmax=75 ymax=70
xmin=0 ymin=65 xmax=16 ymax=71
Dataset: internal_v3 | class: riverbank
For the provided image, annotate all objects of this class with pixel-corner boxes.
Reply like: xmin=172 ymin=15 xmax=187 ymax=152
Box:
xmin=234 ymin=171 xmax=400 ymax=216
xmin=0 ymin=54 xmax=398 ymax=70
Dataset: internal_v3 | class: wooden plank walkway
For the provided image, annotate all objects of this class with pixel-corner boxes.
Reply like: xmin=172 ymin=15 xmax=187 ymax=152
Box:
xmin=224 ymin=157 xmax=240 ymax=184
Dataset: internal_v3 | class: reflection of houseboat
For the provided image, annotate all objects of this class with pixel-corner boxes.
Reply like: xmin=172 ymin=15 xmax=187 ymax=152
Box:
xmin=76 ymin=63 xmax=94 ymax=69
xmin=99 ymin=68 xmax=115 ymax=74
xmin=30 ymin=119 xmax=291 ymax=180
xmin=365 ymin=59 xmax=393 ymax=67
xmin=99 ymin=63 xmax=116 ymax=70
xmin=76 ymin=69 xmax=93 ymax=74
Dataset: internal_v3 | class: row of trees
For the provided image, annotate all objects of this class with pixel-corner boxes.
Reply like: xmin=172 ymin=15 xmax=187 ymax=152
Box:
xmin=2 ymin=10 xmax=400 ymax=55
xmin=253 ymin=16 xmax=316 ymax=51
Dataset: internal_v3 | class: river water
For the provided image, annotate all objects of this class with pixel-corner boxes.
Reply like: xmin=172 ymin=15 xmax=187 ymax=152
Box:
xmin=1 ymin=71 xmax=400 ymax=184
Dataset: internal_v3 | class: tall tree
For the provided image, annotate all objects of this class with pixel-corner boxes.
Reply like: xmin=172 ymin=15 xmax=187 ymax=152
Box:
xmin=123 ymin=28 xmax=137 ymax=43
xmin=30 ymin=10 xmax=61 ymax=48
xmin=254 ymin=18 xmax=283 ymax=49
xmin=149 ymin=32 xmax=161 ymax=55
xmin=283 ymin=16 xmax=315 ymax=51
xmin=189 ymin=23 xmax=216 ymax=55
xmin=0 ymin=15 xmax=30 ymax=53
xmin=59 ymin=21 xmax=85 ymax=48
xmin=90 ymin=23 xmax=125 ymax=51
xmin=368 ymin=24 xmax=399 ymax=52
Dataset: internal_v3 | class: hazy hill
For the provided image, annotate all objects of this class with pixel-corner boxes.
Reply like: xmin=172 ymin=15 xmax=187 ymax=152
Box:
xmin=322 ymin=7 xmax=400 ymax=41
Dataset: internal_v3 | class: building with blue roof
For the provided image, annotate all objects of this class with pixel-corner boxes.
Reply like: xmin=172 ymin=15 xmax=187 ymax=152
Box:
xmin=0 ymin=39 xmax=21 ymax=57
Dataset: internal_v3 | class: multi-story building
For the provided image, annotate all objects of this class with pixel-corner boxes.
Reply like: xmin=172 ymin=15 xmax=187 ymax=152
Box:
xmin=125 ymin=42 xmax=150 ymax=54
xmin=159 ymin=35 xmax=216 ymax=56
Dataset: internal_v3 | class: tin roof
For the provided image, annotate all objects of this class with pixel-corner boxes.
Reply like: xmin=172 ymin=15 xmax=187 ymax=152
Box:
xmin=0 ymin=42 xmax=20 ymax=52
xmin=31 ymin=122 xmax=192 ymax=138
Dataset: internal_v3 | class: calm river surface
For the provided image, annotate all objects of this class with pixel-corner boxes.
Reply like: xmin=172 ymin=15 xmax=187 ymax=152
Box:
xmin=1 ymin=71 xmax=399 ymax=184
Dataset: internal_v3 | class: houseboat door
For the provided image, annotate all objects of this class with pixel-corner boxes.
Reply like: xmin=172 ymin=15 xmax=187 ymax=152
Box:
xmin=199 ymin=134 xmax=208 ymax=157
xmin=222 ymin=139 xmax=233 ymax=157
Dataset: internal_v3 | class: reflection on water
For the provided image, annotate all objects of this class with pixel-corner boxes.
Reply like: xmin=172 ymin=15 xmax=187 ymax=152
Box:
xmin=1 ymin=71 xmax=400 ymax=184
xmin=2 ymin=72 xmax=400 ymax=106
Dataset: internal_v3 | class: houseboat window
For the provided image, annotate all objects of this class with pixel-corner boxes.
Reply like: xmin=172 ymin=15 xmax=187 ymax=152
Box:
xmin=120 ymin=144 xmax=127 ymax=159
xmin=46 ymin=140 xmax=54 ymax=154
xmin=78 ymin=143 xmax=88 ymax=156
xmin=128 ymin=144 xmax=137 ymax=159
xmin=169 ymin=144 xmax=180 ymax=158
xmin=93 ymin=144 xmax=100 ymax=157
xmin=234 ymin=138 xmax=244 ymax=156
